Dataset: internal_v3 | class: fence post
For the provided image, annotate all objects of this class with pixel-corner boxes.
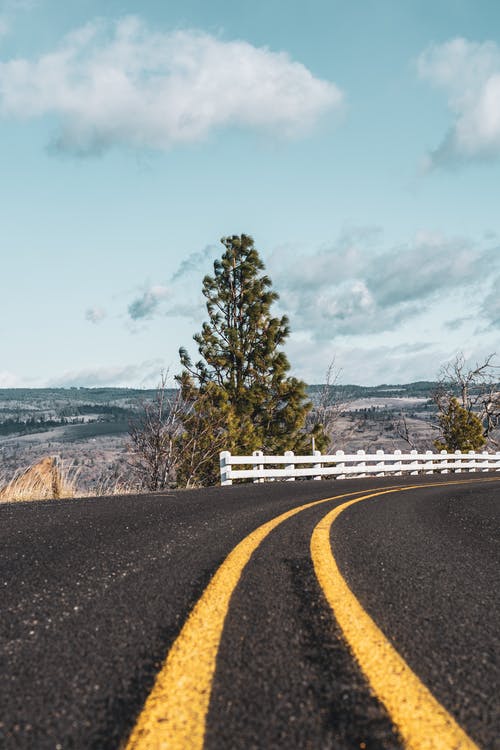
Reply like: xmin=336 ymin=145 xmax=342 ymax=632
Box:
xmin=394 ymin=449 xmax=402 ymax=476
xmin=440 ymin=450 xmax=449 ymax=473
xmin=481 ymin=450 xmax=490 ymax=472
xmin=410 ymin=449 xmax=419 ymax=475
xmin=220 ymin=451 xmax=232 ymax=486
xmin=313 ymin=450 xmax=322 ymax=480
xmin=356 ymin=449 xmax=366 ymax=476
xmin=468 ymin=450 xmax=476 ymax=473
xmin=454 ymin=450 xmax=462 ymax=473
xmin=336 ymin=450 xmax=345 ymax=479
xmin=424 ymin=450 xmax=433 ymax=474
xmin=284 ymin=451 xmax=295 ymax=481
xmin=376 ymin=449 xmax=385 ymax=476
xmin=252 ymin=450 xmax=264 ymax=483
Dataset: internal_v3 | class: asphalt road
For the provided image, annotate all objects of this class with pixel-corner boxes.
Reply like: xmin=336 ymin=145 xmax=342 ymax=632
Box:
xmin=1 ymin=474 xmax=499 ymax=749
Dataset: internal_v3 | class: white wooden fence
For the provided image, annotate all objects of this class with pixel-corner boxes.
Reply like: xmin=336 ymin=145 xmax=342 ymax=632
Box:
xmin=219 ymin=449 xmax=500 ymax=485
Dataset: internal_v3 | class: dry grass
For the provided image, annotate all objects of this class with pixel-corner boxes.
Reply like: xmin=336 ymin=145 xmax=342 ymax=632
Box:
xmin=0 ymin=456 xmax=79 ymax=503
xmin=0 ymin=456 xmax=154 ymax=502
xmin=81 ymin=475 xmax=141 ymax=498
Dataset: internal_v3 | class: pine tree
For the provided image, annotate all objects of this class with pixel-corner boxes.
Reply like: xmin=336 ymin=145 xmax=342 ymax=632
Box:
xmin=175 ymin=377 xmax=238 ymax=487
xmin=177 ymin=234 xmax=325 ymax=484
xmin=433 ymin=397 xmax=486 ymax=452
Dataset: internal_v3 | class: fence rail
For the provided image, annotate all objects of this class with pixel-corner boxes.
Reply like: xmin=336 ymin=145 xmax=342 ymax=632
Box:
xmin=219 ymin=449 xmax=500 ymax=485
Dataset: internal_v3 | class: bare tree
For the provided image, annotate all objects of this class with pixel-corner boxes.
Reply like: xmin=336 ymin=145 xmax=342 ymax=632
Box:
xmin=481 ymin=387 xmax=500 ymax=442
xmin=391 ymin=411 xmax=435 ymax=451
xmin=392 ymin=413 xmax=418 ymax=450
xmin=308 ymin=357 xmax=348 ymax=451
xmin=127 ymin=372 xmax=184 ymax=491
xmin=434 ymin=352 xmax=500 ymax=447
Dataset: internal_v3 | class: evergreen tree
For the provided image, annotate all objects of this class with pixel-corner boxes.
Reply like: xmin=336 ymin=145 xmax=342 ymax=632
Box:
xmin=177 ymin=234 xmax=325 ymax=484
xmin=175 ymin=377 xmax=241 ymax=487
xmin=434 ymin=397 xmax=486 ymax=452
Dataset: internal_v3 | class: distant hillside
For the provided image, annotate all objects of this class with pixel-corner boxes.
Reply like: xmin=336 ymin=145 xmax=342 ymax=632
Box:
xmin=0 ymin=387 xmax=158 ymax=406
xmin=0 ymin=388 xmax=154 ymax=438
xmin=307 ymin=381 xmax=437 ymax=400
xmin=0 ymin=381 xmax=438 ymax=405
xmin=0 ymin=382 xmax=438 ymax=440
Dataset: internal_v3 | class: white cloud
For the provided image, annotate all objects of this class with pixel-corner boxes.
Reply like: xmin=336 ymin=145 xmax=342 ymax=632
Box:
xmin=128 ymin=284 xmax=169 ymax=320
xmin=0 ymin=369 xmax=24 ymax=387
xmin=418 ymin=38 xmax=500 ymax=167
xmin=268 ymin=230 xmax=500 ymax=339
xmin=285 ymin=336 xmax=450 ymax=385
xmin=49 ymin=359 xmax=165 ymax=387
xmin=171 ymin=244 xmax=218 ymax=281
xmin=369 ymin=237 xmax=487 ymax=307
xmin=125 ymin=244 xmax=221 ymax=322
xmin=481 ymin=277 xmax=500 ymax=328
xmin=0 ymin=16 xmax=342 ymax=155
xmin=85 ymin=306 xmax=107 ymax=324
xmin=127 ymin=230 xmax=498 ymax=340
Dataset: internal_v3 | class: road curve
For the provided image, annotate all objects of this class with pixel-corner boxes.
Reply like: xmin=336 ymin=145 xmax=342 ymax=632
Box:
xmin=1 ymin=474 xmax=498 ymax=749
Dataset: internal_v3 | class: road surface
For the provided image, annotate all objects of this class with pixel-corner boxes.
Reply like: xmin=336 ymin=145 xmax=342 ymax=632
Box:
xmin=1 ymin=474 xmax=498 ymax=748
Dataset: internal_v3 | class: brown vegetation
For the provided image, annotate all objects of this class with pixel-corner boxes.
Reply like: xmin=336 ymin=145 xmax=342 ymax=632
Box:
xmin=0 ymin=456 xmax=77 ymax=502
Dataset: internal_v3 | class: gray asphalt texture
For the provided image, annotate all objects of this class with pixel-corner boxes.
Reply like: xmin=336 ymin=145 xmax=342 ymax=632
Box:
xmin=1 ymin=474 xmax=499 ymax=749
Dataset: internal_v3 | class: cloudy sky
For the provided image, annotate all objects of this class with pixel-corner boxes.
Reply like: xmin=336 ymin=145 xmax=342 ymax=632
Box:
xmin=1 ymin=0 xmax=499 ymax=388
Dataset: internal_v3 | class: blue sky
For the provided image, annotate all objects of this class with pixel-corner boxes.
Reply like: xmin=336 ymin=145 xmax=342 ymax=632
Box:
xmin=1 ymin=0 xmax=499 ymax=387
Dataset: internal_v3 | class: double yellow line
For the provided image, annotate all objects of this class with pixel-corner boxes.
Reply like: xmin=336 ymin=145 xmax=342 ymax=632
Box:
xmin=311 ymin=493 xmax=481 ymax=750
xmin=126 ymin=479 xmax=497 ymax=749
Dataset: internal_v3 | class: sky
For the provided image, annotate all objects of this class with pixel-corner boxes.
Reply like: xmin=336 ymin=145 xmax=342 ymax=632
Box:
xmin=1 ymin=0 xmax=499 ymax=388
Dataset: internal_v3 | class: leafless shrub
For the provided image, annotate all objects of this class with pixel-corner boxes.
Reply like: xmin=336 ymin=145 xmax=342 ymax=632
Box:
xmin=308 ymin=357 xmax=349 ymax=451
xmin=127 ymin=372 xmax=184 ymax=491
xmin=434 ymin=352 xmax=500 ymax=448
xmin=391 ymin=412 xmax=435 ymax=451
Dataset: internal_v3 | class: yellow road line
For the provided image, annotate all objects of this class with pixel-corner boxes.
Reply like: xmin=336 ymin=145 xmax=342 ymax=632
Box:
xmin=124 ymin=486 xmax=372 ymax=750
xmin=311 ymin=489 xmax=484 ymax=750
xmin=125 ymin=478 xmax=497 ymax=750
